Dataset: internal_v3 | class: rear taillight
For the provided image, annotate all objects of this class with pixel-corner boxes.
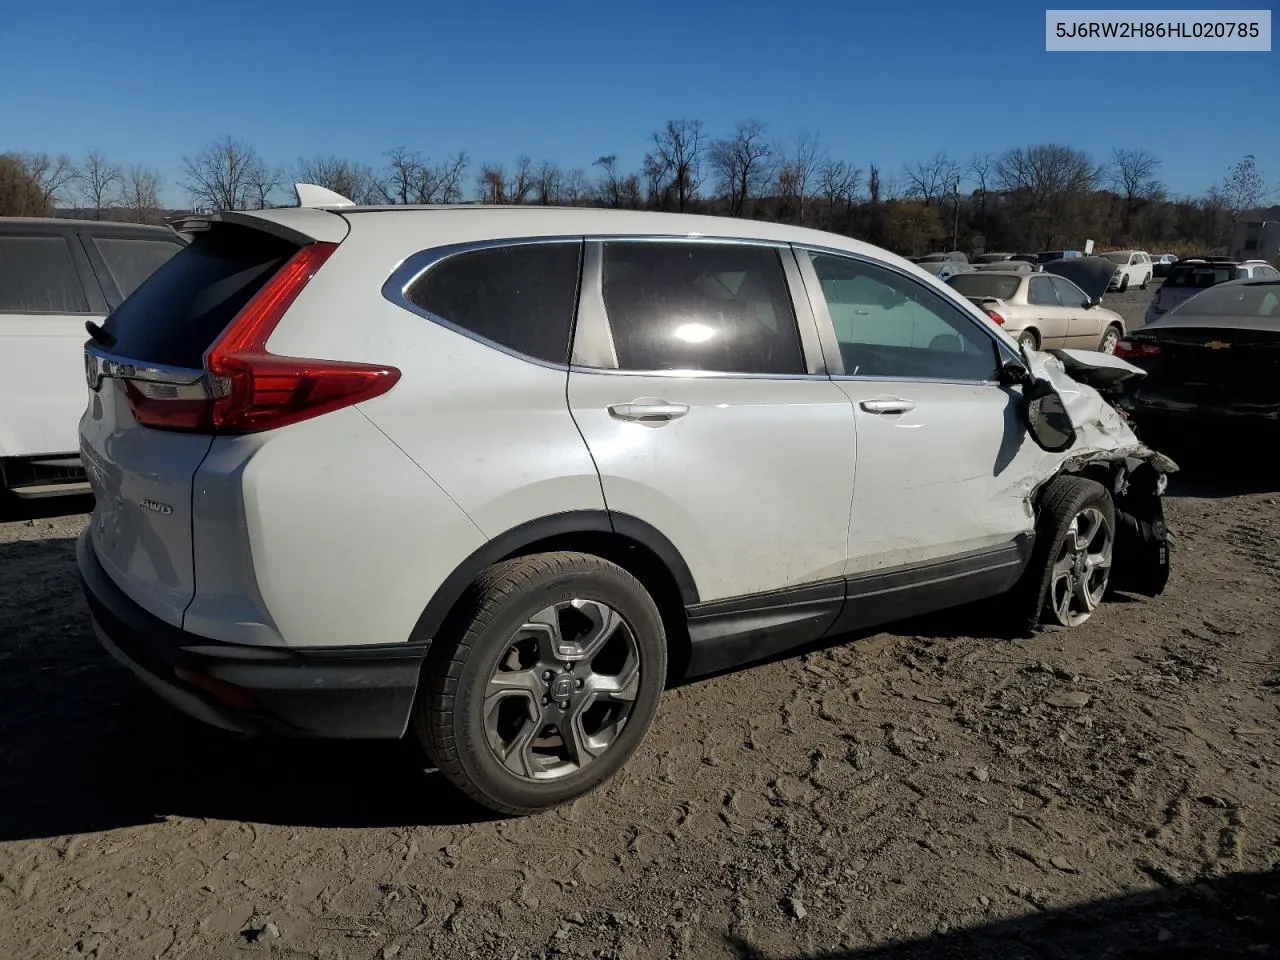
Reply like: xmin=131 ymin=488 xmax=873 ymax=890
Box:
xmin=1114 ymin=339 xmax=1162 ymax=359
xmin=125 ymin=241 xmax=401 ymax=434
xmin=986 ymin=309 xmax=1006 ymax=326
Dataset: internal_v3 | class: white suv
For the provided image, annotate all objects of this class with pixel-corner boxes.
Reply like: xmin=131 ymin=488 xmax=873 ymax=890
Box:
xmin=0 ymin=217 xmax=184 ymax=498
xmin=77 ymin=189 xmax=1176 ymax=814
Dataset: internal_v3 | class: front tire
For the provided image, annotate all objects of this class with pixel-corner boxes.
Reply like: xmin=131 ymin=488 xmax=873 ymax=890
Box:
xmin=1099 ymin=325 xmax=1122 ymax=354
xmin=415 ymin=552 xmax=667 ymax=816
xmin=1119 ymin=275 xmax=1130 ymax=292
xmin=1008 ymin=475 xmax=1116 ymax=632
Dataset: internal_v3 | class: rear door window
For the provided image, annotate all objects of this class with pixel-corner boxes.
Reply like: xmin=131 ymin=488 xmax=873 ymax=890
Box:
xmin=0 ymin=235 xmax=89 ymax=313
xmin=599 ymin=241 xmax=805 ymax=375
xmin=1027 ymin=276 xmax=1057 ymax=306
xmin=102 ymin=223 xmax=299 ymax=368
xmin=92 ymin=236 xmax=185 ymax=299
xmin=1049 ymin=276 xmax=1087 ymax=307
xmin=407 ymin=242 xmax=582 ymax=365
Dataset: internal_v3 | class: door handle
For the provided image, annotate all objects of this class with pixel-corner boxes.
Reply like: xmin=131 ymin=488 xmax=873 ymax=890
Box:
xmin=860 ymin=397 xmax=915 ymax=415
xmin=608 ymin=399 xmax=690 ymax=422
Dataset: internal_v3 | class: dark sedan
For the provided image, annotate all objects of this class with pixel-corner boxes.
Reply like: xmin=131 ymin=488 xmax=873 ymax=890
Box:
xmin=1114 ymin=279 xmax=1280 ymax=439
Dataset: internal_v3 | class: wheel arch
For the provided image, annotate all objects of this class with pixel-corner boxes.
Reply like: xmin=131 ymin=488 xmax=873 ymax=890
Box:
xmin=408 ymin=511 xmax=698 ymax=678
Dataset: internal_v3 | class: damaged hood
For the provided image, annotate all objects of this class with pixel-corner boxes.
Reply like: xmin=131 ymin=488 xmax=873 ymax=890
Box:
xmin=1047 ymin=348 xmax=1146 ymax=389
xmin=1042 ymin=256 xmax=1119 ymax=301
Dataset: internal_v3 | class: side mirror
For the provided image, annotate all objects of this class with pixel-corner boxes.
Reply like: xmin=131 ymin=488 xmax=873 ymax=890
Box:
xmin=998 ymin=357 xmax=1030 ymax=385
xmin=1023 ymin=377 xmax=1078 ymax=452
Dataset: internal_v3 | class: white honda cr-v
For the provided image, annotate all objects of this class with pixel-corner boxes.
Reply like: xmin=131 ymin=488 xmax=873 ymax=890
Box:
xmin=78 ymin=186 xmax=1176 ymax=815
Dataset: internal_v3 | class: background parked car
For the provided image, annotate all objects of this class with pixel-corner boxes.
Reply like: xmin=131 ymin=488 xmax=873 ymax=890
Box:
xmin=1116 ymin=278 xmax=1280 ymax=444
xmin=917 ymin=259 xmax=975 ymax=281
xmin=972 ymin=252 xmax=1016 ymax=264
xmin=1151 ymin=253 xmax=1178 ymax=278
xmin=1145 ymin=257 xmax=1280 ymax=324
xmin=946 ymin=268 xmax=1125 ymax=352
xmin=0 ymin=217 xmax=186 ymax=499
xmin=1035 ymin=250 xmax=1083 ymax=263
xmin=1101 ymin=250 xmax=1153 ymax=291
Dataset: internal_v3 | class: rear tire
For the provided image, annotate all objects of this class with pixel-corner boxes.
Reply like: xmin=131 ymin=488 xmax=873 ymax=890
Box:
xmin=414 ymin=552 xmax=667 ymax=816
xmin=1018 ymin=329 xmax=1040 ymax=352
xmin=1140 ymin=274 xmax=1150 ymax=290
xmin=1006 ymin=475 xmax=1116 ymax=633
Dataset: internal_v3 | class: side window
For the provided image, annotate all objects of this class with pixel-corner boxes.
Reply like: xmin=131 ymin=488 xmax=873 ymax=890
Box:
xmin=92 ymin=237 xmax=184 ymax=299
xmin=407 ymin=242 xmax=582 ymax=364
xmin=1050 ymin=276 xmax=1086 ymax=307
xmin=1027 ymin=276 xmax=1057 ymax=306
xmin=599 ymin=242 xmax=805 ymax=375
xmin=0 ymin=235 xmax=89 ymax=313
xmin=807 ymin=252 xmax=997 ymax=382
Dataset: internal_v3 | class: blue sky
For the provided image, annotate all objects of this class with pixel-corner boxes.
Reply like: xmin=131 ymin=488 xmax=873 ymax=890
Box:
xmin=2 ymin=0 xmax=1275 ymax=207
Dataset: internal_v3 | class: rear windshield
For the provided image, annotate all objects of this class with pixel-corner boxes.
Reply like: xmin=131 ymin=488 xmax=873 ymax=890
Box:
xmin=1176 ymin=284 xmax=1280 ymax=318
xmin=947 ymin=273 xmax=1021 ymax=300
xmin=101 ymin=224 xmax=298 ymax=368
xmin=1165 ymin=265 xmax=1234 ymax=289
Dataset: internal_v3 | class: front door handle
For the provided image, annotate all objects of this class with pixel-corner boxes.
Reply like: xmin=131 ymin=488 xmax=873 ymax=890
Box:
xmin=608 ymin=399 xmax=690 ymax=422
xmin=860 ymin=397 xmax=915 ymax=415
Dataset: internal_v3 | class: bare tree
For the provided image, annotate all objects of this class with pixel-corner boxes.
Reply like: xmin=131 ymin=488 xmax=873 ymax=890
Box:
xmin=534 ymin=160 xmax=563 ymax=205
xmin=180 ymin=136 xmax=269 ymax=212
xmin=996 ymin=144 xmax=1100 ymax=248
xmin=776 ymin=130 xmax=824 ymax=224
xmin=867 ymin=163 xmax=882 ymax=205
xmin=1108 ymin=148 xmax=1164 ymax=237
xmin=903 ymin=151 xmax=961 ymax=205
xmin=14 ymin=151 xmax=77 ymax=208
xmin=435 ymin=152 xmax=469 ymax=203
xmin=508 ymin=156 xmax=534 ymax=204
xmin=967 ymin=151 xmax=996 ymax=222
xmin=644 ymin=119 xmax=705 ymax=212
xmin=295 ymin=155 xmax=378 ymax=204
xmin=478 ymin=163 xmax=508 ymax=204
xmin=117 ymin=165 xmax=162 ymax=223
xmin=1223 ymin=154 xmax=1266 ymax=225
xmin=709 ymin=120 xmax=776 ymax=217
xmin=561 ymin=168 xmax=589 ymax=206
xmin=593 ymin=155 xmax=626 ymax=207
xmin=76 ymin=150 xmax=122 ymax=218
xmin=0 ymin=154 xmax=49 ymax=216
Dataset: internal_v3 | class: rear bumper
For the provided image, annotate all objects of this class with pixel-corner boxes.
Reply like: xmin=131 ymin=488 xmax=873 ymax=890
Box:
xmin=1128 ymin=395 xmax=1280 ymax=426
xmin=77 ymin=529 xmax=428 ymax=738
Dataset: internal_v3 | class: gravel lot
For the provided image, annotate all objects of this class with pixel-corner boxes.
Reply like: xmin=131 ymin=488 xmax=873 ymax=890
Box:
xmin=2 ymin=281 xmax=1277 ymax=960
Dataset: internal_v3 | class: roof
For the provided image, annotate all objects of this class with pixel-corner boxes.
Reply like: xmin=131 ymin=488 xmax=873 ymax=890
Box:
xmin=238 ymin=204 xmax=919 ymax=269
xmin=0 ymin=216 xmax=177 ymax=237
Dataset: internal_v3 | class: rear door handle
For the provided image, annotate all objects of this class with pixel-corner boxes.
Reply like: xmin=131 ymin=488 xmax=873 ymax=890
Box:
xmin=608 ymin=399 xmax=690 ymax=422
xmin=860 ymin=397 xmax=915 ymax=415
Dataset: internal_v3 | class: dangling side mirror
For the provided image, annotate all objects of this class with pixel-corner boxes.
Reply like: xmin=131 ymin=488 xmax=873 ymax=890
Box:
xmin=1023 ymin=377 xmax=1078 ymax=452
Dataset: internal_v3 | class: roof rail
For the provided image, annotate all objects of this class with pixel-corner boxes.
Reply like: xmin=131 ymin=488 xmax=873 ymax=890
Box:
xmin=294 ymin=183 xmax=356 ymax=210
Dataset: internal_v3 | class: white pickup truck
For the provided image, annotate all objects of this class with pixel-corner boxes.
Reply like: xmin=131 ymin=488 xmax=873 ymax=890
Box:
xmin=0 ymin=217 xmax=185 ymax=498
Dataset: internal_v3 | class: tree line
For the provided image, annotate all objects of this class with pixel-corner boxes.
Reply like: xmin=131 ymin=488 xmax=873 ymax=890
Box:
xmin=1 ymin=123 xmax=1272 ymax=257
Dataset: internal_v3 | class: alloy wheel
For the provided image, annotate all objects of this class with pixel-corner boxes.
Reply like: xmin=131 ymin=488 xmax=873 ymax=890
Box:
xmin=482 ymin=599 xmax=640 ymax=781
xmin=1100 ymin=329 xmax=1120 ymax=354
xmin=1047 ymin=506 xmax=1113 ymax=626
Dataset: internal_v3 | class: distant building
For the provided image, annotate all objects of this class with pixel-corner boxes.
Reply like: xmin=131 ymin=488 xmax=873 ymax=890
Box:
xmin=1229 ymin=206 xmax=1280 ymax=262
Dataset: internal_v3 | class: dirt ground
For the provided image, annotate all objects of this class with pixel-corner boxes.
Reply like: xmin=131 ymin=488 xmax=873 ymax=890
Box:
xmin=2 ymin=281 xmax=1277 ymax=960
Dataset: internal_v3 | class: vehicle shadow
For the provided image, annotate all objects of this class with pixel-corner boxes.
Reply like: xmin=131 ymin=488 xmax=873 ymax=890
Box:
xmin=727 ymin=866 xmax=1278 ymax=959
xmin=0 ymin=492 xmax=94 ymax=523
xmin=1146 ymin=433 xmax=1278 ymax=499
xmin=0 ymin=537 xmax=497 ymax=843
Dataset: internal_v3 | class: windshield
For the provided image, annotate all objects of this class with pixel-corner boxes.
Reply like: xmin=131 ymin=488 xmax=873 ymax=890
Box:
xmin=1176 ymin=283 xmax=1280 ymax=318
xmin=1165 ymin=265 xmax=1234 ymax=288
xmin=1101 ymin=252 xmax=1131 ymax=264
xmin=947 ymin=273 xmax=1021 ymax=300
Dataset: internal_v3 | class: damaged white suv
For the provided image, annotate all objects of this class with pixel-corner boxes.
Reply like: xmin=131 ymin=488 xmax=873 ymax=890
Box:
xmin=78 ymin=189 xmax=1175 ymax=815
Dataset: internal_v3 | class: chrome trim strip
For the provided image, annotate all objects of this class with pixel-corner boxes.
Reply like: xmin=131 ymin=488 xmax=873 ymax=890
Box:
xmin=84 ymin=342 xmax=205 ymax=391
xmin=567 ymin=365 xmax=828 ymax=381
xmin=380 ymin=236 xmax=583 ymax=372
